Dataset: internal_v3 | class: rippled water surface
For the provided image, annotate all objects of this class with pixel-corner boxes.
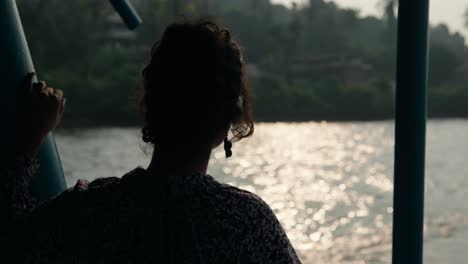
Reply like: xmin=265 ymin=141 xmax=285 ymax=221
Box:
xmin=55 ymin=120 xmax=468 ymax=264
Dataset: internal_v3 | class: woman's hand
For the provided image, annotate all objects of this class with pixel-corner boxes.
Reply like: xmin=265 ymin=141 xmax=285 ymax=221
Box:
xmin=16 ymin=73 xmax=66 ymax=156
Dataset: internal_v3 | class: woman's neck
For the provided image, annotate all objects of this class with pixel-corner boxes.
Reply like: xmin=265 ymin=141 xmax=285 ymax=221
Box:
xmin=147 ymin=145 xmax=212 ymax=176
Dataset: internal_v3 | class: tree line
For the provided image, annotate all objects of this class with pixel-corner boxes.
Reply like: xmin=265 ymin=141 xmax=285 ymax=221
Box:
xmin=17 ymin=0 xmax=468 ymax=125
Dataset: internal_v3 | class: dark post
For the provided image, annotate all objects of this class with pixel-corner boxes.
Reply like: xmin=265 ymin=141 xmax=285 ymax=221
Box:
xmin=392 ymin=1 xmax=430 ymax=264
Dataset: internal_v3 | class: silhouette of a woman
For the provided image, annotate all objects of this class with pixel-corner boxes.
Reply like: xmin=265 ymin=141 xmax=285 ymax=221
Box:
xmin=3 ymin=20 xmax=301 ymax=263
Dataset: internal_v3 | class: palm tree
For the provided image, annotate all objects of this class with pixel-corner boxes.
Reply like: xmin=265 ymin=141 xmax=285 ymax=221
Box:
xmin=464 ymin=7 xmax=468 ymax=28
xmin=379 ymin=0 xmax=398 ymax=78
xmin=379 ymin=0 xmax=397 ymax=26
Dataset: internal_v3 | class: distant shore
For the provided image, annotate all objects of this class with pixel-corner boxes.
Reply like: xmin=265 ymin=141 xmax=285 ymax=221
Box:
xmin=58 ymin=117 xmax=468 ymax=129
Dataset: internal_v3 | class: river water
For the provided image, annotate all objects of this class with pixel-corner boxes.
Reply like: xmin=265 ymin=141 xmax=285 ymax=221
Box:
xmin=55 ymin=120 xmax=468 ymax=264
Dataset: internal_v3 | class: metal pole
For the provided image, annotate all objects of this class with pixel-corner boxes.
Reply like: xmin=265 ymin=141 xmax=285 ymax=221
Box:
xmin=1 ymin=0 xmax=142 ymax=202
xmin=392 ymin=0 xmax=430 ymax=264
xmin=0 ymin=0 xmax=67 ymax=201
xmin=110 ymin=0 xmax=143 ymax=30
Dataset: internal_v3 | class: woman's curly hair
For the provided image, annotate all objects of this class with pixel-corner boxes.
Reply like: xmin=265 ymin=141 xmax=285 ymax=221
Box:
xmin=141 ymin=20 xmax=254 ymax=147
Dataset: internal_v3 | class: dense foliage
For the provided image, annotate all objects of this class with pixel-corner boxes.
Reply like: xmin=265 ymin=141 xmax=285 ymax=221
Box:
xmin=17 ymin=0 xmax=468 ymax=125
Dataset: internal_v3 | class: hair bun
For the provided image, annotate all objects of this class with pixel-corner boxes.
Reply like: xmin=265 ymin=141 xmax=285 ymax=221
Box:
xmin=140 ymin=20 xmax=254 ymax=146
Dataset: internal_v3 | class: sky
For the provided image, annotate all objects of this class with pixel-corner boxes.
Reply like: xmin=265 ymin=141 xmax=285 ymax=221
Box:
xmin=271 ymin=0 xmax=468 ymax=42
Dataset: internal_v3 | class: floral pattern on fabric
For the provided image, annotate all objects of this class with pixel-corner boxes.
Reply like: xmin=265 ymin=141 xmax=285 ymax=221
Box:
xmin=1 ymin=157 xmax=301 ymax=264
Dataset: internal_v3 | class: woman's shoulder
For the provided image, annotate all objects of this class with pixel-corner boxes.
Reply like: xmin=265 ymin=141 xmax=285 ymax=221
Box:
xmin=219 ymin=182 xmax=271 ymax=210
xmin=196 ymin=174 xmax=276 ymax=221
xmin=32 ymin=168 xmax=144 ymax=220
xmin=40 ymin=177 xmax=121 ymax=205
xmin=196 ymin=176 xmax=301 ymax=263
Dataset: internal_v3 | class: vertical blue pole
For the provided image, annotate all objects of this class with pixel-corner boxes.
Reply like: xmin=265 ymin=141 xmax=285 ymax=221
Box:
xmin=0 ymin=0 xmax=66 ymax=201
xmin=392 ymin=1 xmax=430 ymax=264
xmin=1 ymin=0 xmax=141 ymax=202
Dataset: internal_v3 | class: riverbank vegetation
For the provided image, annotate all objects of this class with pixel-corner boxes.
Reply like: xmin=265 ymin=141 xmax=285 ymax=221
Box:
xmin=17 ymin=0 xmax=468 ymax=125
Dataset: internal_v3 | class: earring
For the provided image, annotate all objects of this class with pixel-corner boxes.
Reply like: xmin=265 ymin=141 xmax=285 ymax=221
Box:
xmin=224 ymin=137 xmax=232 ymax=158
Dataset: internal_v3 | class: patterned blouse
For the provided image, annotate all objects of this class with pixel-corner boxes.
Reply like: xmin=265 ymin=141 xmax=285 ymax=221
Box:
xmin=1 ymin=155 xmax=301 ymax=264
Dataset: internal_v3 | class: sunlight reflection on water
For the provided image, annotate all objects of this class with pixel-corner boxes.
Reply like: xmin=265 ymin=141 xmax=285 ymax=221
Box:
xmin=211 ymin=122 xmax=394 ymax=263
xmin=55 ymin=120 xmax=468 ymax=264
